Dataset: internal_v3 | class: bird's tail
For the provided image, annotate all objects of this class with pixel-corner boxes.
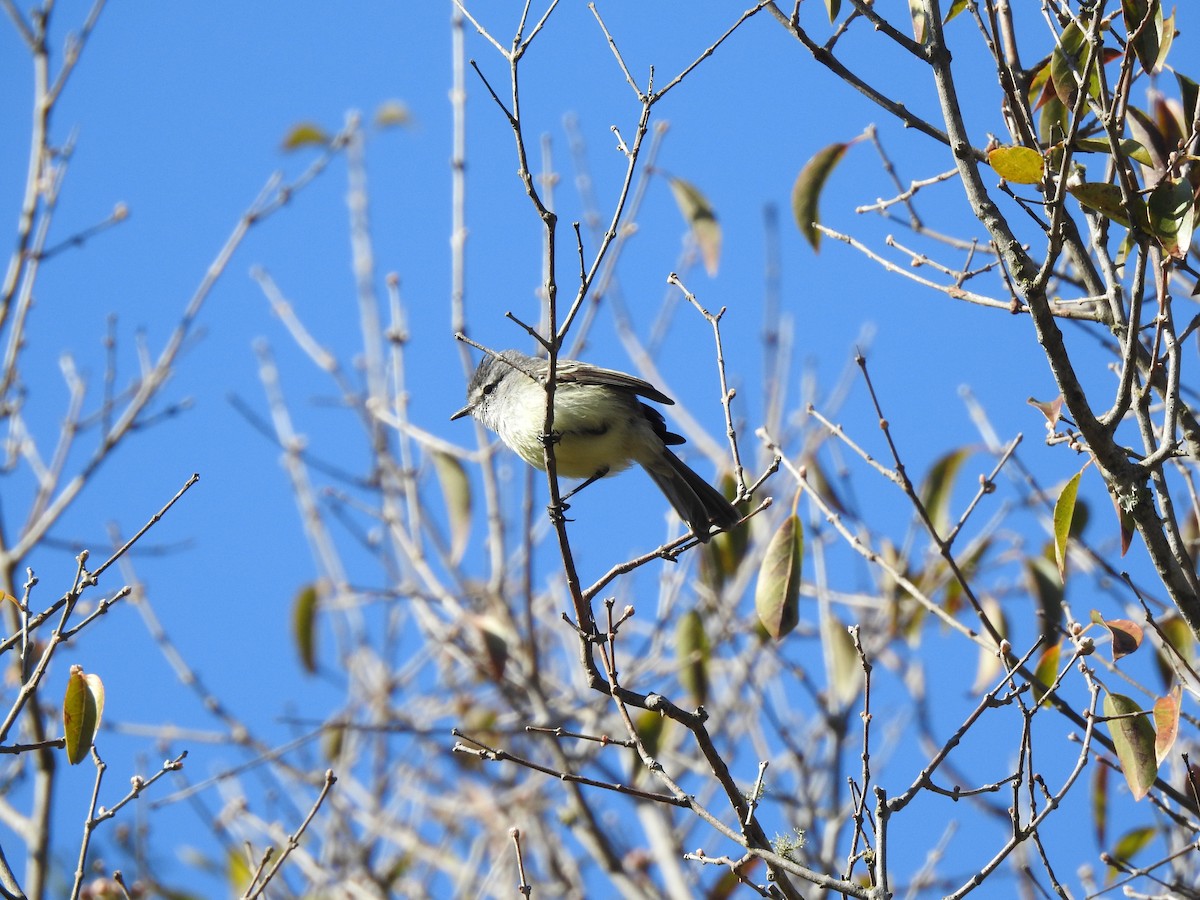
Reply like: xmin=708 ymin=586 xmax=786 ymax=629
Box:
xmin=644 ymin=449 xmax=741 ymax=541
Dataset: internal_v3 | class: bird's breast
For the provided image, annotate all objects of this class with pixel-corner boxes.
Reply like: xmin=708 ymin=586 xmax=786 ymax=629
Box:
xmin=495 ymin=382 xmax=643 ymax=479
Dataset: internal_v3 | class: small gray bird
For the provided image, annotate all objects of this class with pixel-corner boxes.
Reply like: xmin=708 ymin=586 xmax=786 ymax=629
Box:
xmin=451 ymin=349 xmax=740 ymax=540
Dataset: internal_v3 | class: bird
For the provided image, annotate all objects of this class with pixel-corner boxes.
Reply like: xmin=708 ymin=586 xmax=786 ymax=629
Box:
xmin=451 ymin=349 xmax=740 ymax=540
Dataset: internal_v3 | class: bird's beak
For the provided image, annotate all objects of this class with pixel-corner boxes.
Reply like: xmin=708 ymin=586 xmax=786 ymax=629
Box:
xmin=450 ymin=404 xmax=472 ymax=421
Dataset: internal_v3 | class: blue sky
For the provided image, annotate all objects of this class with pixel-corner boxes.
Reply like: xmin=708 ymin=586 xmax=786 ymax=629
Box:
xmin=0 ymin=2 xmax=1182 ymax=895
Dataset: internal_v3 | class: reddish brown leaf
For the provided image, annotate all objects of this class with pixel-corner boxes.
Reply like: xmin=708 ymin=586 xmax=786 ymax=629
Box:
xmin=1108 ymin=490 xmax=1136 ymax=557
xmin=1153 ymin=685 xmax=1181 ymax=767
xmin=1028 ymin=395 xmax=1064 ymax=428
xmin=1090 ymin=610 xmax=1144 ymax=659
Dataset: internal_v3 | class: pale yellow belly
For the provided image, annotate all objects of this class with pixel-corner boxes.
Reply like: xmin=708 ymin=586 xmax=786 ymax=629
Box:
xmin=495 ymin=380 xmax=646 ymax=479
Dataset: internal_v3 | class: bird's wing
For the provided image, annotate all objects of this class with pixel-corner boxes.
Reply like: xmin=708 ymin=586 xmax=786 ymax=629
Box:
xmin=553 ymin=359 xmax=675 ymax=405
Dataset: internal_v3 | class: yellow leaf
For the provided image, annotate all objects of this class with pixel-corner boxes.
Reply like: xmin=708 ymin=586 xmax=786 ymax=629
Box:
xmin=227 ymin=848 xmax=254 ymax=893
xmin=944 ymin=0 xmax=969 ymax=23
xmin=668 ymin=177 xmax=721 ymax=276
xmin=374 ymin=100 xmax=412 ymax=129
xmin=1053 ymin=470 xmax=1083 ymax=581
xmin=677 ymin=610 xmax=710 ymax=705
xmin=281 ymin=122 xmax=331 ymax=152
xmin=987 ymin=145 xmax=1045 ymax=184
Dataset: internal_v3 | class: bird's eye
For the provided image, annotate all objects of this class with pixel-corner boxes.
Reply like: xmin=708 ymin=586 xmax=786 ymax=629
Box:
xmin=482 ymin=381 xmax=497 ymax=396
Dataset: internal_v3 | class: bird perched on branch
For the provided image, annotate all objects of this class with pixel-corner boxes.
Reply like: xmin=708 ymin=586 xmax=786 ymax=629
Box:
xmin=452 ymin=349 xmax=740 ymax=540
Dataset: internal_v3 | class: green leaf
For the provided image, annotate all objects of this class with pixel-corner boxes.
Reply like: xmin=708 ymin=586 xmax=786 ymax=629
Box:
xmin=755 ymin=515 xmax=803 ymax=640
xmin=432 ymin=450 xmax=472 ymax=565
xmin=634 ymin=710 xmax=665 ymax=757
xmin=1153 ymin=685 xmax=1181 ymax=766
xmin=668 ymin=177 xmax=721 ymax=276
xmin=1115 ymin=232 xmax=1136 ymax=269
xmin=1053 ymin=470 xmax=1083 ymax=581
xmin=1147 ymin=178 xmax=1195 ymax=260
xmin=792 ymin=142 xmax=852 ymax=250
xmin=677 ymin=610 xmax=710 ymax=705
xmin=987 ymin=146 xmax=1044 ymax=184
xmin=1092 ymin=762 xmax=1108 ymax=849
xmin=281 ymin=122 xmax=332 ymax=152
xmin=631 ymin=710 xmax=670 ymax=783
xmin=322 ymin=722 xmax=345 ymax=761
xmin=823 ymin=0 xmax=841 ymax=23
xmin=293 ymin=583 xmax=319 ymax=675
xmin=1070 ymin=137 xmax=1154 ymax=168
xmin=1103 ymin=691 xmax=1158 ymax=800
xmin=919 ymin=448 xmax=971 ymax=538
xmin=1179 ymin=73 xmax=1199 ymax=136
xmin=1122 ymin=0 xmax=1163 ymax=73
xmin=63 ymin=666 xmax=105 ymax=765
xmin=1109 ymin=825 xmax=1156 ymax=868
xmin=1049 ymin=21 xmax=1099 ymax=105
xmin=1038 ymin=96 xmax=1069 ymax=147
xmin=1032 ymin=641 xmax=1062 ymax=705
xmin=704 ymin=474 xmax=750 ymax=586
xmin=1067 ymin=182 xmax=1147 ymax=230
xmin=1153 ymin=11 xmax=1175 ymax=74
xmin=1069 ymin=183 xmax=1130 ymax=226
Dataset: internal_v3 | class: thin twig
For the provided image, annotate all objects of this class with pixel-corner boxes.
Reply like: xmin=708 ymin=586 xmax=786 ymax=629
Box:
xmin=241 ymin=769 xmax=337 ymax=899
